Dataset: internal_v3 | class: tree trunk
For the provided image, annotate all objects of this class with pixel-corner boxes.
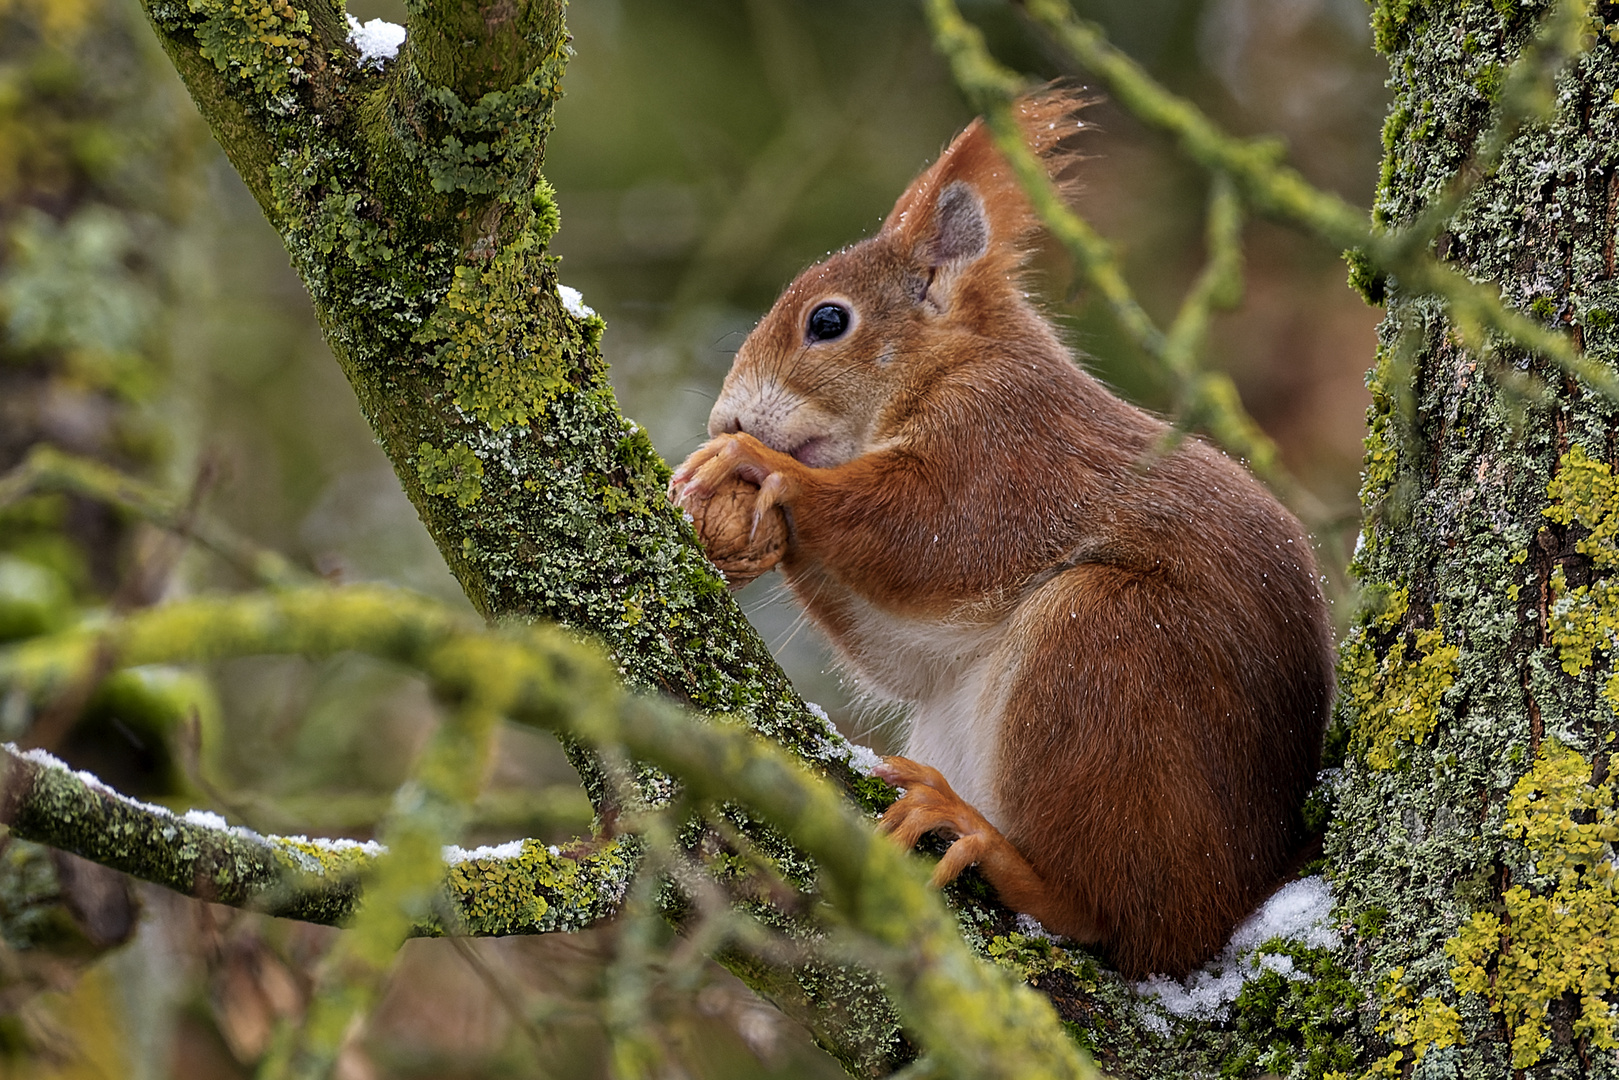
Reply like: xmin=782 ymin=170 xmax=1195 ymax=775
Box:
xmin=1330 ymin=0 xmax=1619 ymax=1074
xmin=130 ymin=1 xmax=910 ymax=1072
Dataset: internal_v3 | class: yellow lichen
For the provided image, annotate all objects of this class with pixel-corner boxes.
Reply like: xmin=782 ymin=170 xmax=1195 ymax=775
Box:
xmin=1544 ymin=445 xmax=1619 ymax=713
xmin=417 ymin=441 xmax=484 ymax=508
xmin=415 ymin=240 xmax=586 ymax=432
xmin=1363 ymin=967 xmax=1463 ymax=1077
xmin=1446 ymin=738 xmax=1619 ymax=1068
xmin=185 ymin=0 xmax=311 ymax=97
xmin=274 ymin=836 xmax=378 ymax=878
xmin=984 ymin=931 xmax=1097 ymax=988
xmin=1340 ymin=588 xmax=1460 ymax=770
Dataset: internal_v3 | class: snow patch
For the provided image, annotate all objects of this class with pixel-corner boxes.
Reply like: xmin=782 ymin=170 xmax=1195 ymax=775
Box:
xmin=1014 ymin=913 xmax=1060 ymax=942
xmin=182 ymin=809 xmax=230 ymax=830
xmin=1134 ymin=876 xmax=1340 ymax=1024
xmin=281 ymin=834 xmax=385 ymax=857
xmin=558 ymin=284 xmax=596 ymax=320
xmin=443 ymin=839 xmax=527 ymax=865
xmin=346 ymin=16 xmax=405 ymax=67
xmin=809 ymin=719 xmax=884 ymax=777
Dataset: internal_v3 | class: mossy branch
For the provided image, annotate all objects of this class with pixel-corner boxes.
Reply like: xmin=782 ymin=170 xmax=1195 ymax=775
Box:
xmin=0 ymin=742 xmax=631 ymax=934
xmin=132 ymin=0 xmax=861 ymax=794
xmin=928 ymin=0 xmax=1615 ymax=467
xmin=0 ymin=586 xmax=1099 ymax=1080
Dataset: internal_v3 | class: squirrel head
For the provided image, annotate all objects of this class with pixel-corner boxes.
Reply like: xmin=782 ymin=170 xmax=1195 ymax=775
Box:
xmin=707 ymin=88 xmax=1091 ymax=467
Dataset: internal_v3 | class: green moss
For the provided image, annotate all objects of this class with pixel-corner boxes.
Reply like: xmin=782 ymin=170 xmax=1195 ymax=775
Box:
xmin=184 ymin=0 xmax=310 ymax=98
xmin=1223 ymin=942 xmax=1362 ymax=1080
xmin=1344 ymin=247 xmax=1386 ymax=307
xmin=1372 ymin=105 xmax=1413 ymax=223
xmin=1339 ymin=587 xmax=1461 ymax=770
xmin=1371 ymin=0 xmax=1421 ymax=54
xmin=1471 ymin=62 xmax=1504 ymax=103
xmin=1360 ymin=405 xmax=1397 ymax=519
xmin=984 ymin=930 xmax=1100 ymax=989
xmin=414 ymin=240 xmax=591 ymax=431
xmin=530 ymin=175 xmax=560 ymax=244
xmin=1353 ymin=906 xmax=1389 ymax=939
xmin=416 ymin=440 xmax=484 ymax=507
xmin=409 ymin=74 xmax=564 ymax=199
xmin=1446 ymin=738 xmax=1619 ymax=1068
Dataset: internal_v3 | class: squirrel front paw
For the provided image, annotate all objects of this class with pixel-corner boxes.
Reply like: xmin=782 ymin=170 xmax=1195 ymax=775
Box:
xmin=670 ymin=435 xmax=798 ymax=589
xmin=874 ymin=756 xmax=1007 ymax=888
xmin=670 ymin=433 xmax=802 ymax=525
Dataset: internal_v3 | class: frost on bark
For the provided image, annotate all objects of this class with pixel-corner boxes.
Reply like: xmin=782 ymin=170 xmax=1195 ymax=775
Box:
xmin=1331 ymin=0 xmax=1619 ymax=1074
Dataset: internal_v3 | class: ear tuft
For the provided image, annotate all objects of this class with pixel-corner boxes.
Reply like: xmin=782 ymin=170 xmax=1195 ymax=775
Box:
xmin=931 ymin=181 xmax=988 ymax=266
xmin=881 ymin=86 xmax=1093 ymax=285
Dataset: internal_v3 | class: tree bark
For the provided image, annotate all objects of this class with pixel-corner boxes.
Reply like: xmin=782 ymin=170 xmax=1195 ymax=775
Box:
xmin=1330 ymin=0 xmax=1619 ymax=1074
xmin=138 ymin=0 xmax=849 ymax=775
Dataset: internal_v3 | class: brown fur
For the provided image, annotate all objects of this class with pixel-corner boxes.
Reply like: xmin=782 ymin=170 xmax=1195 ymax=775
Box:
xmin=670 ymin=90 xmax=1333 ymax=979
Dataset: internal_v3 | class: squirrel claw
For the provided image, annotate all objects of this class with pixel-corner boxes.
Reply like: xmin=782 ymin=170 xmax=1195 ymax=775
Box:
xmin=877 ymin=757 xmax=1008 ymax=889
xmin=749 ymin=472 xmax=791 ymax=539
xmin=669 ymin=440 xmax=724 ymax=500
xmin=673 ymin=434 xmax=802 ymax=517
xmin=877 ymin=756 xmax=987 ymax=849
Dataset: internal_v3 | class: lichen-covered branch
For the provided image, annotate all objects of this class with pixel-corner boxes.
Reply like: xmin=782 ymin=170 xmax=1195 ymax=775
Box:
xmin=0 ymin=587 xmax=1098 ymax=1080
xmin=129 ymin=1 xmax=918 ymax=1060
xmin=921 ymin=1 xmax=1619 ymax=1076
xmin=0 ymin=742 xmax=631 ymax=934
xmin=1325 ymin=0 xmax=1619 ymax=1072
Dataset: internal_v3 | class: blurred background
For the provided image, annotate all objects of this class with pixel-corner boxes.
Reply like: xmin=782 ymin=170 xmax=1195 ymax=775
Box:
xmin=0 ymin=0 xmax=1386 ymax=1075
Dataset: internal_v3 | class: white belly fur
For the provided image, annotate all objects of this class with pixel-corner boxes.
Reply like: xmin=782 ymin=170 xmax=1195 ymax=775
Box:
xmin=829 ymin=593 xmax=1014 ymax=831
xmin=904 ymin=655 xmax=1010 ymax=830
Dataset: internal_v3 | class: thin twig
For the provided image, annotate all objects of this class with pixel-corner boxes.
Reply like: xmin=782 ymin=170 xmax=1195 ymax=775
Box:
xmin=0 ymin=445 xmax=308 ymax=588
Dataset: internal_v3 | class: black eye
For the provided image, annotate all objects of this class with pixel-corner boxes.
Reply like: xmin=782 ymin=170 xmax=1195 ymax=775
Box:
xmin=806 ymin=303 xmax=850 ymax=342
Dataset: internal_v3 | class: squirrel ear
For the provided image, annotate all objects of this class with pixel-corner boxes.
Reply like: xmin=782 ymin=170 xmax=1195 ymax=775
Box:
xmin=929 ymin=181 xmax=989 ymax=267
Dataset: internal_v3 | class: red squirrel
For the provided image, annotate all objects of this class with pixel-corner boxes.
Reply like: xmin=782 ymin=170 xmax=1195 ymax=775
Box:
xmin=668 ymin=90 xmax=1333 ymax=979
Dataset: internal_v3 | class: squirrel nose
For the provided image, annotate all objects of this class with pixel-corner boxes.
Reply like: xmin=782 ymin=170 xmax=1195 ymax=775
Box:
xmin=706 ymin=411 xmax=740 ymax=437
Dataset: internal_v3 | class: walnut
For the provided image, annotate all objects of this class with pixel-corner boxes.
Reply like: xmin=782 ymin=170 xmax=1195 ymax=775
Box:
xmin=682 ymin=474 xmax=788 ymax=590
